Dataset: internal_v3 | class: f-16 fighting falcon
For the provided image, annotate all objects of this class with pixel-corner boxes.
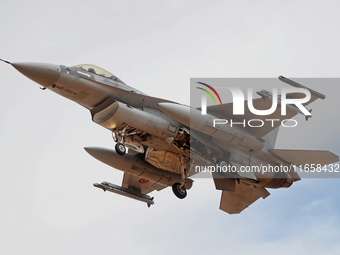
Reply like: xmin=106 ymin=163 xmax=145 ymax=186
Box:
xmin=1 ymin=59 xmax=338 ymax=214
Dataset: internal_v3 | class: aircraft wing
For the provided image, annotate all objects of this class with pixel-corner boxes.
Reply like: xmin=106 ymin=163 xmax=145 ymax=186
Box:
xmin=205 ymin=98 xmax=296 ymax=137
xmin=122 ymin=172 xmax=167 ymax=195
xmin=206 ymin=95 xmax=322 ymax=138
xmin=88 ymin=77 xmax=176 ymax=110
xmin=219 ymin=181 xmax=270 ymax=214
xmin=205 ymin=77 xmax=326 ymax=138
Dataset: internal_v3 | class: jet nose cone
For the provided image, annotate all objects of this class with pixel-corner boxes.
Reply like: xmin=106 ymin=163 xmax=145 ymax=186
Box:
xmin=12 ymin=62 xmax=61 ymax=87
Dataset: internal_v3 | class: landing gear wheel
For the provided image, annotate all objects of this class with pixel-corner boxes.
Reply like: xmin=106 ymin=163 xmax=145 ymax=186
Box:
xmin=172 ymin=182 xmax=187 ymax=199
xmin=115 ymin=143 xmax=126 ymax=156
xmin=216 ymin=158 xmax=229 ymax=168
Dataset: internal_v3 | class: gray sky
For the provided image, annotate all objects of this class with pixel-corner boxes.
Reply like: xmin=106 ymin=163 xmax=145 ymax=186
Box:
xmin=1 ymin=1 xmax=340 ymax=254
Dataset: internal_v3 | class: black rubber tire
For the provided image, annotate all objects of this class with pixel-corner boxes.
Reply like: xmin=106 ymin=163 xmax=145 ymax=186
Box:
xmin=115 ymin=143 xmax=126 ymax=156
xmin=216 ymin=158 xmax=229 ymax=168
xmin=215 ymin=158 xmax=235 ymax=178
xmin=172 ymin=182 xmax=187 ymax=199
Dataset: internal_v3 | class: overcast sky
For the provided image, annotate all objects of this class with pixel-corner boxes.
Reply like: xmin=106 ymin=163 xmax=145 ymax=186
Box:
xmin=1 ymin=1 xmax=340 ymax=254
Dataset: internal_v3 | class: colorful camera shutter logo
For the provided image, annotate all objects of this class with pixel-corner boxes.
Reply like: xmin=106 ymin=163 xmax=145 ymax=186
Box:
xmin=196 ymin=82 xmax=223 ymax=105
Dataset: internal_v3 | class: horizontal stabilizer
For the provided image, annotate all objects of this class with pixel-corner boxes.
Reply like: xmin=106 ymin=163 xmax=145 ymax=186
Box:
xmin=288 ymin=166 xmax=301 ymax=182
xmin=212 ymin=173 xmax=236 ymax=191
xmin=269 ymin=149 xmax=339 ymax=169
xmin=220 ymin=182 xmax=270 ymax=214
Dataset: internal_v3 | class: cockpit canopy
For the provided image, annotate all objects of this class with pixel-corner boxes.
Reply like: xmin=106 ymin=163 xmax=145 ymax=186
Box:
xmin=73 ymin=64 xmax=125 ymax=84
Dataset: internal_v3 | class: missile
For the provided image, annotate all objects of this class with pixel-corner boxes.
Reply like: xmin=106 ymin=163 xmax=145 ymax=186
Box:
xmin=84 ymin=147 xmax=192 ymax=189
xmin=94 ymin=182 xmax=154 ymax=207
xmin=158 ymin=103 xmax=264 ymax=151
xmin=278 ymin=75 xmax=325 ymax=100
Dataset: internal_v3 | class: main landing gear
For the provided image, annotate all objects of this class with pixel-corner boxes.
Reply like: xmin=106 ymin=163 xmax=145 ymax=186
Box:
xmin=172 ymin=156 xmax=191 ymax=199
xmin=112 ymin=129 xmax=126 ymax=156
xmin=172 ymin=183 xmax=187 ymax=199
xmin=115 ymin=143 xmax=126 ymax=155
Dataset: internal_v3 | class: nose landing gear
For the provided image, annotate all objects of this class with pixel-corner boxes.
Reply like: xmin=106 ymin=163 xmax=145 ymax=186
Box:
xmin=115 ymin=142 xmax=126 ymax=155
xmin=112 ymin=128 xmax=127 ymax=156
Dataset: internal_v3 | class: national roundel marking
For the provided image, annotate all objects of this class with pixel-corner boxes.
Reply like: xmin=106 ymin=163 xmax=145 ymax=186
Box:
xmin=139 ymin=178 xmax=149 ymax=184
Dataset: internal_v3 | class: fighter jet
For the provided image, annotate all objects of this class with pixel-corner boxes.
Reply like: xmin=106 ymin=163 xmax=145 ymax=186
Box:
xmin=1 ymin=59 xmax=338 ymax=214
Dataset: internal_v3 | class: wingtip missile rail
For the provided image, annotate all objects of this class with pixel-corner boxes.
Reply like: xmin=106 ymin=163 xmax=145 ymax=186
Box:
xmin=278 ymin=75 xmax=326 ymax=100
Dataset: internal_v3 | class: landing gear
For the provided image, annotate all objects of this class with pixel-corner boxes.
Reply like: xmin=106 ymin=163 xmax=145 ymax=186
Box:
xmin=216 ymin=158 xmax=229 ymax=169
xmin=171 ymin=155 xmax=192 ymax=199
xmin=172 ymin=182 xmax=187 ymax=199
xmin=112 ymin=128 xmax=126 ymax=156
xmin=215 ymin=158 xmax=235 ymax=178
xmin=115 ymin=142 xmax=126 ymax=155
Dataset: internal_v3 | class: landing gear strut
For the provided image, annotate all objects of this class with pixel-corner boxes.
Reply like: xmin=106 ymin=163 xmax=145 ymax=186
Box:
xmin=112 ymin=128 xmax=126 ymax=156
xmin=172 ymin=155 xmax=191 ymax=199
